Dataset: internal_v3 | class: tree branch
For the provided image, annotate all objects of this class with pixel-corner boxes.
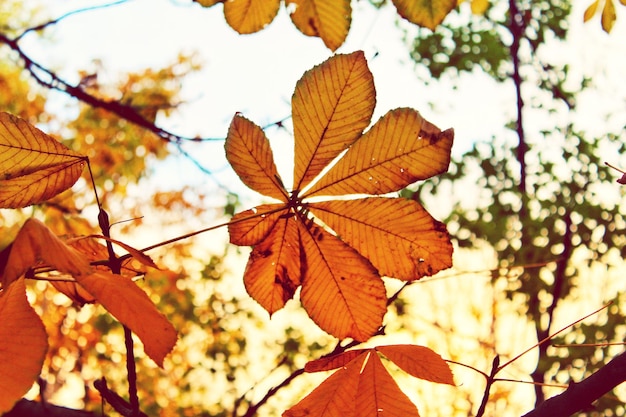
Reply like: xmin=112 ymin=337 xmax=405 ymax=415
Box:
xmin=521 ymin=350 xmax=626 ymax=417
xmin=0 ymin=30 xmax=219 ymax=144
xmin=4 ymin=399 xmax=96 ymax=417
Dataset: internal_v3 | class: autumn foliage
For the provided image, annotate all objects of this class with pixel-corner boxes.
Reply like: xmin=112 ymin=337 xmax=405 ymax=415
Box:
xmin=226 ymin=51 xmax=454 ymax=341
xmin=0 ymin=47 xmax=456 ymax=416
xmin=194 ymin=0 xmax=457 ymax=50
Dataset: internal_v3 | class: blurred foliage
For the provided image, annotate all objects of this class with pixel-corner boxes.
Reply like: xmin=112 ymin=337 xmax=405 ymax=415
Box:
xmin=409 ymin=0 xmax=626 ymax=413
xmin=409 ymin=0 xmax=571 ymax=81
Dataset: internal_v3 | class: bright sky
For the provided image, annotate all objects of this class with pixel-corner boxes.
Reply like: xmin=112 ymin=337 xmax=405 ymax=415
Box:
xmin=25 ymin=0 xmax=626 ymax=207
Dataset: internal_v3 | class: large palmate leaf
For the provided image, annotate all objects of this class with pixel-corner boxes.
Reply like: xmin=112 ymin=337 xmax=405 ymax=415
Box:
xmin=226 ymin=51 xmax=454 ymax=341
xmin=0 ymin=112 xmax=86 ymax=208
xmin=284 ymin=345 xmax=454 ymax=417
xmin=0 ymin=278 xmax=48 ymax=414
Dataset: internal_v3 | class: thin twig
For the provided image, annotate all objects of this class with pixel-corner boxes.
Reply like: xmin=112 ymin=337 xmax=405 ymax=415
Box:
xmin=475 ymin=355 xmax=500 ymax=417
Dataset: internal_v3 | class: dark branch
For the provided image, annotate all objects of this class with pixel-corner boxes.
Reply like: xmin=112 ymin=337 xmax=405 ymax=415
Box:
xmin=0 ymin=31 xmax=219 ymax=144
xmin=521 ymin=351 xmax=626 ymax=417
xmin=14 ymin=1 xmax=132 ymax=41
xmin=4 ymin=399 xmax=96 ymax=417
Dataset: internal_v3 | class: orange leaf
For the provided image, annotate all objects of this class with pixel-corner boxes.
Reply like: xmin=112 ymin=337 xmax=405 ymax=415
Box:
xmin=226 ymin=114 xmax=288 ymax=202
xmin=310 ymin=198 xmax=452 ymax=280
xmin=286 ymin=0 xmax=352 ymax=51
xmin=298 ymin=221 xmax=386 ymax=341
xmin=392 ymin=0 xmax=456 ymax=30
xmin=75 ymin=271 xmax=177 ymax=367
xmin=194 ymin=0 xmax=221 ymax=6
xmin=65 ymin=235 xmax=149 ymax=278
xmin=376 ymin=344 xmax=455 ymax=385
xmin=2 ymin=218 xmax=92 ymax=287
xmin=243 ymin=216 xmax=301 ymax=314
xmin=304 ymin=108 xmax=454 ymax=197
xmin=228 ymin=204 xmax=286 ymax=246
xmin=356 ymin=352 xmax=420 ymax=417
xmin=224 ymin=0 xmax=281 ymax=34
xmin=305 ymin=348 xmax=369 ymax=372
xmin=50 ymin=280 xmax=96 ymax=306
xmin=292 ymin=51 xmax=375 ymax=192
xmin=79 ymin=235 xmax=161 ymax=270
xmin=0 ymin=112 xmax=86 ymax=208
xmin=283 ymin=351 xmax=367 ymax=417
xmin=226 ymin=52 xmax=453 ymax=340
xmin=0 ymin=279 xmax=48 ymax=414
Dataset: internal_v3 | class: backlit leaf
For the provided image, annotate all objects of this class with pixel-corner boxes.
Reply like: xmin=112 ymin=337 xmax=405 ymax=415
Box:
xmin=292 ymin=51 xmax=375 ymax=192
xmin=356 ymin=352 xmax=420 ymax=417
xmin=50 ymin=279 xmax=96 ymax=306
xmin=305 ymin=348 xmax=368 ymax=372
xmin=470 ymin=0 xmax=489 ymax=15
xmin=224 ymin=0 xmax=281 ymax=34
xmin=299 ymin=221 xmax=386 ymax=341
xmin=392 ymin=0 xmax=457 ymax=30
xmin=283 ymin=351 xmax=366 ymax=417
xmin=601 ymin=0 xmax=616 ymax=32
xmin=243 ymin=216 xmax=301 ymax=314
xmin=376 ymin=344 xmax=455 ymax=385
xmin=583 ymin=0 xmax=600 ymax=22
xmin=2 ymin=218 xmax=92 ymax=287
xmin=194 ymin=0 xmax=221 ymax=6
xmin=226 ymin=114 xmax=288 ymax=202
xmin=310 ymin=198 xmax=452 ymax=280
xmin=303 ymin=108 xmax=453 ymax=197
xmin=0 ymin=279 xmax=48 ymax=414
xmin=228 ymin=204 xmax=287 ymax=246
xmin=75 ymin=270 xmax=177 ymax=367
xmin=286 ymin=0 xmax=351 ymax=51
xmin=0 ymin=112 xmax=86 ymax=208
xmin=226 ymin=52 xmax=453 ymax=341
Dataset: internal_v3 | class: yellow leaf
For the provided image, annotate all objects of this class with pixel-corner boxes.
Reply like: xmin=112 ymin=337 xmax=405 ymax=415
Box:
xmin=376 ymin=344 xmax=455 ymax=385
xmin=286 ymin=0 xmax=351 ymax=51
xmin=392 ymin=0 xmax=457 ymax=30
xmin=194 ymin=0 xmax=222 ymax=6
xmin=292 ymin=51 xmax=375 ymax=192
xmin=0 ymin=112 xmax=86 ymax=208
xmin=304 ymin=348 xmax=368 ymax=372
xmin=224 ymin=0 xmax=281 ymax=34
xmin=283 ymin=351 xmax=366 ymax=417
xmin=228 ymin=204 xmax=286 ymax=245
xmin=304 ymin=108 xmax=454 ymax=197
xmin=75 ymin=270 xmax=177 ymax=367
xmin=583 ymin=0 xmax=600 ymax=22
xmin=356 ymin=352 xmax=420 ymax=417
xmin=602 ymin=0 xmax=616 ymax=32
xmin=470 ymin=0 xmax=489 ymax=14
xmin=226 ymin=115 xmax=288 ymax=202
xmin=2 ymin=218 xmax=92 ymax=287
xmin=243 ymin=216 xmax=301 ymax=314
xmin=310 ymin=198 xmax=452 ymax=280
xmin=298 ymin=221 xmax=386 ymax=341
xmin=0 ymin=279 xmax=48 ymax=414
